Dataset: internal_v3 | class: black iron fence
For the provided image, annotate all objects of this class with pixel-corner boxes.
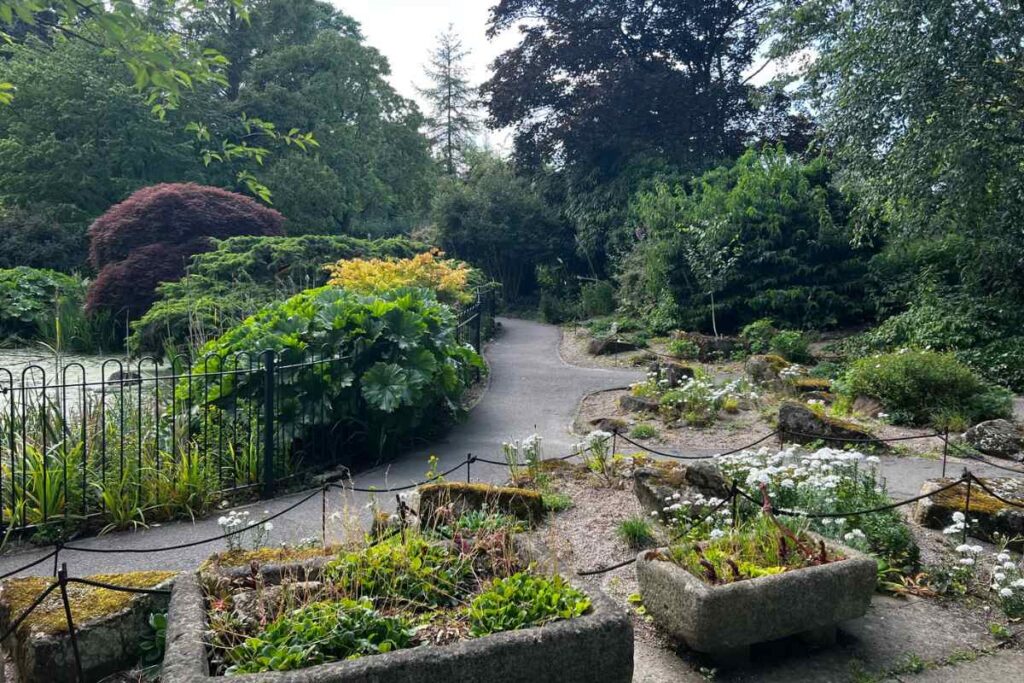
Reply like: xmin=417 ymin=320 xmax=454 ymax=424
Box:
xmin=0 ymin=289 xmax=497 ymax=534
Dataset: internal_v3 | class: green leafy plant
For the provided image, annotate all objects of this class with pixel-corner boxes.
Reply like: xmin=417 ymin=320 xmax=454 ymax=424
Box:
xmin=140 ymin=612 xmax=168 ymax=666
xmin=770 ymin=330 xmax=812 ymax=363
xmin=667 ymin=338 xmax=701 ymax=360
xmin=617 ymin=516 xmax=656 ymax=549
xmin=325 ymin=536 xmax=471 ymax=609
xmin=740 ymin=318 xmax=776 ymax=354
xmin=224 ymin=599 xmax=412 ymax=674
xmin=580 ymin=281 xmax=616 ymax=318
xmin=468 ymin=572 xmax=591 ymax=636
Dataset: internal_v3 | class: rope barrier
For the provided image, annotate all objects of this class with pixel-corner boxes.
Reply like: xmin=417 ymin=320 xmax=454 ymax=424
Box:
xmin=0 ymin=549 xmax=57 ymax=582
xmin=967 ymin=475 xmax=1024 ymax=510
xmin=778 ymin=429 xmax=945 ymax=444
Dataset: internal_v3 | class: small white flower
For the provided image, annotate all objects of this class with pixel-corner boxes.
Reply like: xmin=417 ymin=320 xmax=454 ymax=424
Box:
xmin=952 ymin=511 xmax=965 ymax=523
xmin=1012 ymin=579 xmax=1024 ymax=589
xmin=994 ymin=572 xmax=1006 ymax=583
xmin=999 ymin=588 xmax=1014 ymax=598
xmin=959 ymin=558 xmax=975 ymax=566
xmin=709 ymin=529 xmax=725 ymax=540
xmin=1004 ymin=561 xmax=1017 ymax=571
xmin=650 ymin=511 xmax=659 ymax=517
xmin=263 ymin=522 xmax=273 ymax=531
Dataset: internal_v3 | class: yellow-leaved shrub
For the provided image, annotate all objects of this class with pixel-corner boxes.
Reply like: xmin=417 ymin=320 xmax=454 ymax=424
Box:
xmin=325 ymin=250 xmax=473 ymax=304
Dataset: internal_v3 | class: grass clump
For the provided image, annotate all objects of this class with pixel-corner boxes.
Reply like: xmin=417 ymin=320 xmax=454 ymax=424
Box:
xmin=617 ymin=516 xmax=656 ymax=549
xmin=630 ymin=423 xmax=659 ymax=440
xmin=224 ymin=599 xmax=413 ymax=674
xmin=468 ymin=572 xmax=591 ymax=636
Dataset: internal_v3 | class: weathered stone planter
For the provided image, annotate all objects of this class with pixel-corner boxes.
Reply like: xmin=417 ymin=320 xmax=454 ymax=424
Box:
xmin=0 ymin=571 xmax=175 ymax=683
xmin=636 ymin=538 xmax=875 ymax=663
xmin=163 ymin=569 xmax=634 ymax=683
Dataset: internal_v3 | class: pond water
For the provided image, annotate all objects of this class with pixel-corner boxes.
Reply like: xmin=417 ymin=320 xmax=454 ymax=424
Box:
xmin=0 ymin=347 xmax=134 ymax=387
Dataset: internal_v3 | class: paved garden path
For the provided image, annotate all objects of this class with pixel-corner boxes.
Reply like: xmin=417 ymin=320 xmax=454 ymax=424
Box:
xmin=0 ymin=317 xmax=643 ymax=578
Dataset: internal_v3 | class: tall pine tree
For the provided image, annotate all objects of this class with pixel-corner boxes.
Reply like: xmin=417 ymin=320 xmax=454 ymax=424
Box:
xmin=418 ymin=26 xmax=478 ymax=176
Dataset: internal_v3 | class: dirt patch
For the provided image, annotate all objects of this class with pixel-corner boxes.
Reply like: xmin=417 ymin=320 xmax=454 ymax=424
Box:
xmin=559 ymin=326 xmax=654 ymax=370
xmin=576 ymin=388 xmax=776 ymax=454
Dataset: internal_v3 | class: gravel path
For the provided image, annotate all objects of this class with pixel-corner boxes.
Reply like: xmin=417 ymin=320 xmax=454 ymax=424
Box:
xmin=0 ymin=317 xmax=642 ymax=578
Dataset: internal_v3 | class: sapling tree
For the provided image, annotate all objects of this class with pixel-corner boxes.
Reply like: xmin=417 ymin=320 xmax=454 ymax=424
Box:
xmin=680 ymin=219 xmax=741 ymax=339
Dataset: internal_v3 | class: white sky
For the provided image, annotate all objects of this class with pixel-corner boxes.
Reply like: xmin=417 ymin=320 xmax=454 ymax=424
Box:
xmin=334 ymin=1 xmax=519 ymax=151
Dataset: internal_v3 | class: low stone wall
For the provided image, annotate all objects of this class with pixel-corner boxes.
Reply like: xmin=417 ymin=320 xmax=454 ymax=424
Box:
xmin=164 ymin=570 xmax=634 ymax=683
xmin=636 ymin=537 xmax=876 ymax=658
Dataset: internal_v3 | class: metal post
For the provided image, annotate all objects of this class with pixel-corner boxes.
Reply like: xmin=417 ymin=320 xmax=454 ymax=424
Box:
xmin=941 ymin=428 xmax=949 ymax=479
xmin=731 ymin=482 xmax=739 ymax=529
xmin=262 ymin=350 xmax=276 ymax=499
xmin=321 ymin=485 xmax=327 ymax=551
xmin=473 ymin=308 xmax=482 ymax=354
xmin=612 ymin=429 xmax=618 ymax=456
xmin=57 ymin=564 xmax=84 ymax=683
xmin=466 ymin=453 xmax=472 ymax=483
xmin=962 ymin=470 xmax=972 ymax=545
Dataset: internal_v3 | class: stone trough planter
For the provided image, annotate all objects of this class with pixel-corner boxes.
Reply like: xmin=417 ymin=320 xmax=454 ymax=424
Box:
xmin=636 ymin=537 xmax=875 ymax=664
xmin=163 ymin=568 xmax=634 ymax=683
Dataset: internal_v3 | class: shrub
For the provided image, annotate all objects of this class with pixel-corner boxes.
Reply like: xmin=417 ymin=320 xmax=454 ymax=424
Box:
xmin=85 ymin=239 xmax=210 ymax=324
xmin=224 ymin=600 xmax=412 ymax=674
xmin=326 ymin=250 xmax=474 ymax=305
xmin=617 ymin=517 xmax=656 ymax=549
xmin=580 ymin=281 xmax=616 ymax=318
xmin=770 ymin=330 xmax=812 ymax=363
xmin=129 ymin=234 xmax=425 ymax=354
xmin=85 ymin=184 xmax=284 ymax=326
xmin=667 ymin=338 xmax=700 ymax=360
xmin=468 ymin=572 xmax=591 ymax=636
xmin=191 ymin=287 xmax=483 ymax=462
xmin=87 ymin=183 xmax=285 ymax=270
xmin=740 ymin=318 xmax=777 ymax=354
xmin=841 ymin=351 xmax=1012 ymax=427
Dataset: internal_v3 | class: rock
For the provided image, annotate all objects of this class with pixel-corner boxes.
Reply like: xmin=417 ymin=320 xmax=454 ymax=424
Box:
xmin=964 ymin=419 xmax=1024 ymax=461
xmin=106 ymin=370 xmax=142 ymax=386
xmin=745 ymin=354 xmax=790 ymax=384
xmin=634 ymin=462 xmax=732 ymax=521
xmin=590 ymin=417 xmax=627 ymax=433
xmin=648 ymin=361 xmax=695 ymax=388
xmin=789 ymin=377 xmax=832 ymax=393
xmin=913 ymin=477 xmax=1024 ymax=549
xmin=852 ymin=396 xmax=884 ymax=418
xmin=671 ymin=331 xmax=743 ymax=362
xmin=620 ymin=394 xmax=660 ymax=414
xmin=417 ymin=482 xmax=545 ymax=527
xmin=803 ymin=391 xmax=834 ymax=405
xmin=587 ymin=336 xmax=640 ymax=356
xmin=778 ymin=402 xmax=882 ymax=449
xmin=0 ymin=570 xmax=175 ymax=683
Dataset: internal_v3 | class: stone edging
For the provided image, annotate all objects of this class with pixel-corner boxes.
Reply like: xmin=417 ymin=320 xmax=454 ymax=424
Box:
xmin=163 ymin=570 xmax=634 ymax=683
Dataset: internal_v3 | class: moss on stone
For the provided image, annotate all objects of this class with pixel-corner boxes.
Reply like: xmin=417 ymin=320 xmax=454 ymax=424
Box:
xmin=931 ymin=484 xmax=1020 ymax=517
xmin=791 ymin=377 xmax=832 ymax=392
xmin=418 ymin=481 xmax=545 ymax=524
xmin=200 ymin=546 xmax=332 ymax=572
xmin=0 ymin=570 xmax=175 ymax=636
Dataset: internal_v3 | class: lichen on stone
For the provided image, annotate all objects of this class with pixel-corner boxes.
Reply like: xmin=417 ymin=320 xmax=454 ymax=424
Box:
xmin=200 ymin=546 xmax=332 ymax=572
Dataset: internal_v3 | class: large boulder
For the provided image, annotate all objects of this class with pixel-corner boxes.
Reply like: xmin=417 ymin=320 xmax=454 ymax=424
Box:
xmin=913 ymin=477 xmax=1024 ymax=548
xmin=964 ymin=420 xmax=1024 ymax=461
xmin=620 ymin=394 xmax=660 ymax=414
xmin=417 ymin=481 xmax=545 ymax=526
xmin=634 ymin=462 xmax=732 ymax=522
xmin=745 ymin=354 xmax=790 ymax=385
xmin=777 ymin=402 xmax=882 ymax=449
xmin=588 ymin=336 xmax=640 ymax=356
xmin=648 ymin=361 xmax=695 ymax=388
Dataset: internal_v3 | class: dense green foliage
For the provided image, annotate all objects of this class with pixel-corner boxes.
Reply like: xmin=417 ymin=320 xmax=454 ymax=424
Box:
xmin=432 ymin=152 xmax=573 ymax=302
xmin=468 ymin=572 xmax=591 ymax=636
xmin=622 ymin=148 xmax=872 ymax=333
xmin=0 ymin=267 xmax=83 ymax=342
xmin=193 ymin=287 xmax=483 ymax=462
xmin=841 ymin=351 xmax=1013 ymax=428
xmin=0 ymin=206 xmax=89 ymax=274
xmin=0 ymin=1 xmax=435 ymax=238
xmin=130 ymin=234 xmax=424 ymax=353
xmin=225 ymin=600 xmax=412 ymax=674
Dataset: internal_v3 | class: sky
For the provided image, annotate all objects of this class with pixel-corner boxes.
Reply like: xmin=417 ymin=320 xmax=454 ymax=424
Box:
xmin=334 ymin=1 xmax=520 ymax=150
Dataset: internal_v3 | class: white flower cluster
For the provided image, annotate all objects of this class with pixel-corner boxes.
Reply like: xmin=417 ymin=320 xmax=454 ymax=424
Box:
xmin=659 ymin=491 xmax=732 ymax=537
xmin=217 ymin=509 xmax=274 ymax=552
xmin=989 ymin=550 xmax=1024 ymax=608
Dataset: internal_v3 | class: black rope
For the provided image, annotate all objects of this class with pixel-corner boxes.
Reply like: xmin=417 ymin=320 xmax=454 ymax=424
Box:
xmin=65 ymin=577 xmax=172 ymax=595
xmin=779 ymin=429 xmax=943 ymax=444
xmin=737 ymin=475 xmax=970 ymax=519
xmin=948 ymin=442 xmax=1024 ymax=475
xmin=0 ymin=581 xmax=59 ymax=643
xmin=328 ymin=459 xmax=472 ymax=493
xmin=0 ymin=549 xmax=58 ymax=582
xmin=968 ymin=475 xmax=1024 ymax=510
xmin=62 ymin=486 xmax=324 ymax=554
